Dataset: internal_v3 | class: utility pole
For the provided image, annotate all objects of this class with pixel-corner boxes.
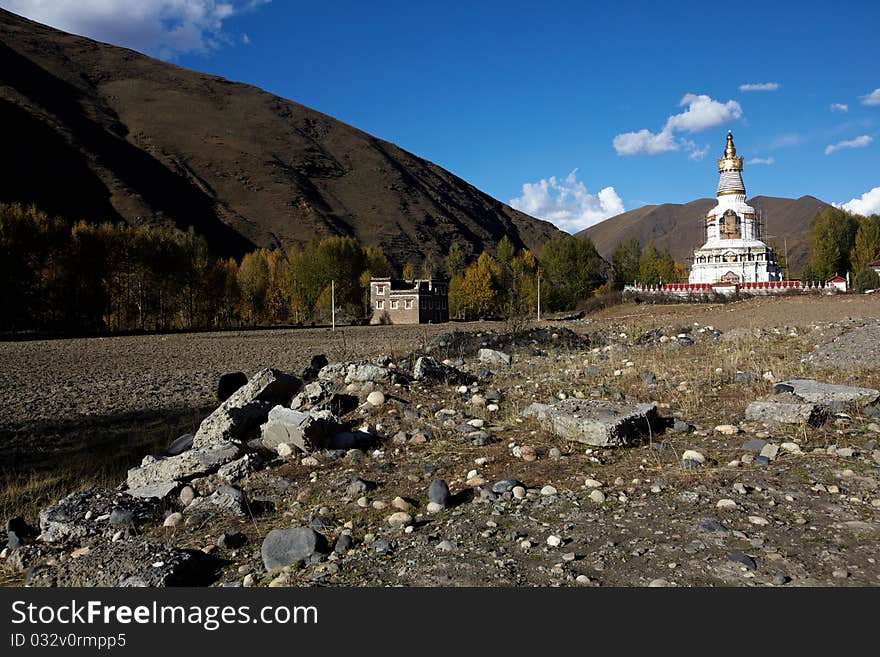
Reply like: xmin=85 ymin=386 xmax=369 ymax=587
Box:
xmin=331 ymin=280 xmax=336 ymax=331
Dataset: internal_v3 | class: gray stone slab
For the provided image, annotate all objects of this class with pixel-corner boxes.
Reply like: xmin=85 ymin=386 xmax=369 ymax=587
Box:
xmin=127 ymin=442 xmax=242 ymax=489
xmin=745 ymin=400 xmax=825 ymax=425
xmin=522 ymin=399 xmax=659 ymax=447
xmin=775 ymin=379 xmax=880 ymax=405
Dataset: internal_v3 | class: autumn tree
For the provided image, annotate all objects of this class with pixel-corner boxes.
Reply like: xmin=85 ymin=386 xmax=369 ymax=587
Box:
xmin=237 ymin=250 xmax=269 ymax=324
xmin=458 ymin=251 xmax=500 ymax=319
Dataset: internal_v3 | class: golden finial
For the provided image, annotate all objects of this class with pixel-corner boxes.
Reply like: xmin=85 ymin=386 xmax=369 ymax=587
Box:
xmin=718 ymin=130 xmax=743 ymax=172
xmin=725 ymin=131 xmax=737 ymax=157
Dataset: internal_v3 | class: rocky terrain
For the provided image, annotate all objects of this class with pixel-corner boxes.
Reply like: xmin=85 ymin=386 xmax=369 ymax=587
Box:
xmin=3 ymin=296 xmax=880 ymax=587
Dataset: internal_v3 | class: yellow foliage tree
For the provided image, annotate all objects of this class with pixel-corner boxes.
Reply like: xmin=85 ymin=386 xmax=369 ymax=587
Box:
xmin=459 ymin=251 xmax=499 ymax=319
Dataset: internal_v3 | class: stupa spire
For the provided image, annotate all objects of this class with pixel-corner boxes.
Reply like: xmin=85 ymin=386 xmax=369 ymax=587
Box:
xmin=716 ymin=130 xmax=745 ymax=196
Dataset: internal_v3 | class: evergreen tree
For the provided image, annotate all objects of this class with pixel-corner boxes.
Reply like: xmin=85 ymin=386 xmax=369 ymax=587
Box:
xmin=611 ymin=238 xmax=641 ymax=288
xmin=445 ymin=242 xmax=467 ymax=279
xmin=851 ymin=215 xmax=880 ymax=272
xmin=808 ymin=207 xmax=859 ymax=280
xmin=540 ymin=236 xmax=605 ymax=310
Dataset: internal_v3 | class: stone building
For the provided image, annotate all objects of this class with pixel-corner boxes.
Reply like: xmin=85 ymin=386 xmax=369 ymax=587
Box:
xmin=369 ymin=277 xmax=449 ymax=324
xmin=689 ymin=132 xmax=783 ymax=285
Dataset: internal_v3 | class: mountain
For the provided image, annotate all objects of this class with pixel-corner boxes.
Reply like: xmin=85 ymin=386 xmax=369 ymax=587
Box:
xmin=0 ymin=9 xmax=563 ymax=263
xmin=578 ymin=195 xmax=831 ymax=275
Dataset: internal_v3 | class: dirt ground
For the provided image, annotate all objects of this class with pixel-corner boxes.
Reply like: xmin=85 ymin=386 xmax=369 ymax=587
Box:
xmin=589 ymin=294 xmax=880 ymax=330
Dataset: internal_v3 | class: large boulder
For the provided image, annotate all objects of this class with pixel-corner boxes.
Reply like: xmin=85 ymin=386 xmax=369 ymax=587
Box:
xmin=261 ymin=527 xmax=328 ymax=573
xmin=127 ymin=441 xmax=242 ymax=489
xmin=39 ymin=489 xmax=162 ymax=544
xmin=522 ymin=399 xmax=660 ymax=447
xmin=344 ymin=363 xmax=391 ymax=384
xmin=193 ymin=368 xmax=301 ymax=448
xmin=184 ymin=486 xmax=248 ymax=517
xmin=260 ymin=407 xmax=340 ymax=454
xmin=478 ymin=348 xmax=511 ymax=368
xmin=27 ymin=540 xmax=216 ymax=587
xmin=745 ymin=400 xmax=825 ymax=426
xmin=413 ymin=356 xmax=473 ymax=385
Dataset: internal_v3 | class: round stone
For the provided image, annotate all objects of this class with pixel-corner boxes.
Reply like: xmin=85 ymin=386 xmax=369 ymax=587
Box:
xmin=716 ymin=499 xmax=737 ymax=509
xmin=163 ymin=512 xmax=183 ymax=528
xmin=179 ymin=486 xmax=196 ymax=507
xmin=584 ymin=478 xmax=603 ymax=489
xmin=546 ymin=535 xmax=562 ymax=547
xmin=540 ymin=485 xmax=558 ymax=496
xmin=681 ymin=449 xmax=706 ymax=464
xmin=356 ymin=496 xmax=369 ymax=508
xmin=277 ymin=442 xmax=293 ymax=457
xmin=648 ymin=578 xmax=670 ymax=587
xmin=512 ymin=486 xmax=527 ymax=499
xmin=428 ymin=479 xmax=451 ymax=507
xmin=426 ymin=502 xmax=443 ymax=513
xmin=589 ymin=490 xmax=606 ymax=504
xmin=391 ymin=496 xmax=412 ymax=511
xmin=366 ymin=391 xmax=385 ymax=407
xmin=387 ymin=512 xmax=412 ymax=527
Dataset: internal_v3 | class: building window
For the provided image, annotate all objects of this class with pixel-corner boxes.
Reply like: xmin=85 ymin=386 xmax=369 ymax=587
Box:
xmin=376 ymin=300 xmax=384 ymax=309
xmin=404 ymin=299 xmax=413 ymax=309
xmin=376 ymin=285 xmax=385 ymax=295
xmin=391 ymin=300 xmax=399 ymax=310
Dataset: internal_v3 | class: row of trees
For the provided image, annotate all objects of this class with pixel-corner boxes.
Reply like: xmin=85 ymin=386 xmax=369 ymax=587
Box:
xmin=1 ymin=203 xmax=615 ymax=334
xmin=0 ymin=203 xmax=393 ymax=333
xmin=610 ymin=238 xmax=687 ymax=287
xmin=444 ymin=235 xmax=607 ymax=320
xmin=803 ymin=206 xmax=880 ymax=290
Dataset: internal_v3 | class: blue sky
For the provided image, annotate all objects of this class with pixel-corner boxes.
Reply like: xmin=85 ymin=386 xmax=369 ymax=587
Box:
xmin=4 ymin=0 xmax=880 ymax=230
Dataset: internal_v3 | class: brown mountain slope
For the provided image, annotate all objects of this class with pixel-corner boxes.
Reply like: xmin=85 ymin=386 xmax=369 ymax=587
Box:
xmin=579 ymin=195 xmax=830 ymax=274
xmin=0 ymin=9 xmax=563 ymax=262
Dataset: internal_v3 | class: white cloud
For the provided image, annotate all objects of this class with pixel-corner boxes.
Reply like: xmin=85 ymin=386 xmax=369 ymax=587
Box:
xmin=861 ymin=88 xmax=880 ymax=106
xmin=836 ymin=187 xmax=880 ymax=216
xmin=241 ymin=33 xmax=250 ymax=45
xmin=509 ymin=170 xmax=625 ymax=233
xmin=666 ymin=94 xmax=743 ymax=133
xmin=824 ymin=135 xmax=873 ymax=155
xmin=747 ymin=157 xmax=774 ymax=165
xmin=0 ymin=0 xmax=270 ymax=58
xmin=830 ymin=103 xmax=849 ymax=113
xmin=613 ymin=93 xmax=742 ymax=157
xmin=739 ymin=82 xmax=780 ymax=92
xmin=612 ymin=127 xmax=677 ymax=156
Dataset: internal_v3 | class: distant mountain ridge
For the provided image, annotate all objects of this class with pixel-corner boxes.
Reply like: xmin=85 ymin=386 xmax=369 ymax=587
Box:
xmin=0 ymin=9 xmax=564 ymax=263
xmin=578 ymin=195 xmax=831 ymax=274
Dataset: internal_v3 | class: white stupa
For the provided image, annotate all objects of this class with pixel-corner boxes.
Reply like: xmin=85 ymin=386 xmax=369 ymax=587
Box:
xmin=688 ymin=132 xmax=782 ymax=285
